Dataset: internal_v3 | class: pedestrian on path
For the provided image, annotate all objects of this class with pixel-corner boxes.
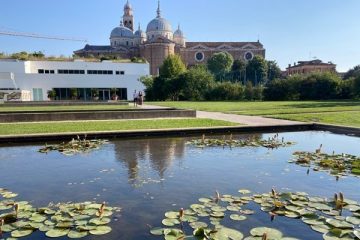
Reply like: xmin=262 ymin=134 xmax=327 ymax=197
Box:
xmin=133 ymin=90 xmax=138 ymax=107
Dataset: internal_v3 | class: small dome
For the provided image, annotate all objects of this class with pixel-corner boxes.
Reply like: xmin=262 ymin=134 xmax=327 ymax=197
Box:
xmin=110 ymin=22 xmax=134 ymax=38
xmin=135 ymin=29 xmax=146 ymax=38
xmin=174 ymin=25 xmax=184 ymax=37
xmin=146 ymin=17 xmax=172 ymax=33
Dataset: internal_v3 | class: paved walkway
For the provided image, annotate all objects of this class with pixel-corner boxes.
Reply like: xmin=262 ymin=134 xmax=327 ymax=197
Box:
xmin=140 ymin=104 xmax=303 ymax=126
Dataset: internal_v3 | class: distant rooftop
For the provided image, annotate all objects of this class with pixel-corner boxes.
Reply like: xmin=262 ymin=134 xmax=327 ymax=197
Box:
xmin=288 ymin=59 xmax=336 ymax=69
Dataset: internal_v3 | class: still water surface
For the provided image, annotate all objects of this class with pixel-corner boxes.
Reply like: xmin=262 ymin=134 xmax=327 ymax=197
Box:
xmin=0 ymin=131 xmax=359 ymax=239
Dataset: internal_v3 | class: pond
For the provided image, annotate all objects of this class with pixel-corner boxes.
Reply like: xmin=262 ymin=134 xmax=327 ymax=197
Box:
xmin=0 ymin=131 xmax=359 ymax=239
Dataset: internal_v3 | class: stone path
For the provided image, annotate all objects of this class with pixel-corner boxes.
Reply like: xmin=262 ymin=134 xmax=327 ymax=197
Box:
xmin=140 ymin=104 xmax=304 ymax=126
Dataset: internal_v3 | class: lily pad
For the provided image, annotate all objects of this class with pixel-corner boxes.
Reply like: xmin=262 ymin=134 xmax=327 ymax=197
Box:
xmin=89 ymin=225 xmax=112 ymax=235
xmin=11 ymin=229 xmax=33 ymax=238
xmin=46 ymin=228 xmax=70 ymax=238
xmin=68 ymin=230 xmax=88 ymax=238
xmin=230 ymin=214 xmax=247 ymax=221
xmin=250 ymin=227 xmax=283 ymax=239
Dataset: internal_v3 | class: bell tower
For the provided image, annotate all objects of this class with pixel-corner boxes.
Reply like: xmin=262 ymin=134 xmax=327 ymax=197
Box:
xmin=123 ymin=0 xmax=134 ymax=31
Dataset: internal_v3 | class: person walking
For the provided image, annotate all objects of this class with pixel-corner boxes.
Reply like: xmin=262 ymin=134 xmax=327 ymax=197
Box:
xmin=133 ymin=90 xmax=138 ymax=107
xmin=138 ymin=91 xmax=143 ymax=105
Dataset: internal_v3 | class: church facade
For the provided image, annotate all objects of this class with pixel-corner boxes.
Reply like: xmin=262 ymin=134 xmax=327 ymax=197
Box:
xmin=74 ymin=1 xmax=266 ymax=75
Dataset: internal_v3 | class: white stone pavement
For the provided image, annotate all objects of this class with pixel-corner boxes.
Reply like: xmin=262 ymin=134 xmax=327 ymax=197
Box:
xmin=140 ymin=104 xmax=303 ymax=126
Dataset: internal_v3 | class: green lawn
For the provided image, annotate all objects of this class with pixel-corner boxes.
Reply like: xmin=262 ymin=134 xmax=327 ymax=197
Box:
xmin=148 ymin=101 xmax=360 ymax=127
xmin=0 ymin=119 xmax=238 ymax=136
xmin=0 ymin=104 xmax=133 ymax=112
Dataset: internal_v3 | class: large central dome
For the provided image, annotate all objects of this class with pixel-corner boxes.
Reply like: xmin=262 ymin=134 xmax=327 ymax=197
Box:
xmin=146 ymin=1 xmax=173 ymax=40
xmin=146 ymin=17 xmax=172 ymax=33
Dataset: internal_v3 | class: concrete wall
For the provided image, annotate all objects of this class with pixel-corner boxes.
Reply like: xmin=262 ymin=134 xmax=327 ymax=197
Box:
xmin=0 ymin=60 xmax=149 ymax=101
xmin=0 ymin=109 xmax=196 ymax=122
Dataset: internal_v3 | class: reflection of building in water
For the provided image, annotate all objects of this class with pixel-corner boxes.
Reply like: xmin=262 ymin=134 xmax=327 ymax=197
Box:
xmin=114 ymin=138 xmax=186 ymax=183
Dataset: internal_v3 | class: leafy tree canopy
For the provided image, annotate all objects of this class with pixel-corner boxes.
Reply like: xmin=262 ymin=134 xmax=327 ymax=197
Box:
xmin=159 ymin=54 xmax=186 ymax=79
xmin=207 ymin=52 xmax=234 ymax=79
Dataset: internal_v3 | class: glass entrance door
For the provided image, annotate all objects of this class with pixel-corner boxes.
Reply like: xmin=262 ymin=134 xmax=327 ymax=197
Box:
xmin=99 ymin=89 xmax=110 ymax=101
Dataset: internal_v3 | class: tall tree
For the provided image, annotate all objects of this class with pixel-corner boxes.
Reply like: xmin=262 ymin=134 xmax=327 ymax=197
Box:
xmin=267 ymin=60 xmax=282 ymax=81
xmin=231 ymin=59 xmax=247 ymax=83
xmin=159 ymin=54 xmax=186 ymax=79
xmin=246 ymin=55 xmax=268 ymax=85
xmin=207 ymin=52 xmax=234 ymax=81
xmin=182 ymin=65 xmax=215 ymax=100
xmin=343 ymin=65 xmax=360 ymax=80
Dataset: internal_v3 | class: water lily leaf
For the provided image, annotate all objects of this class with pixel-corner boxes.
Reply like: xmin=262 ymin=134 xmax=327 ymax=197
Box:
xmin=238 ymin=189 xmax=251 ymax=195
xmin=310 ymin=224 xmax=330 ymax=234
xmin=39 ymin=225 xmax=53 ymax=232
xmin=250 ymin=227 xmax=283 ymax=239
xmin=165 ymin=211 xmax=179 ymax=219
xmin=211 ymin=206 xmax=227 ymax=212
xmin=210 ymin=211 xmax=225 ymax=218
xmin=326 ymin=219 xmax=354 ymax=229
xmin=346 ymin=216 xmax=360 ymax=225
xmin=46 ymin=228 xmax=70 ymax=238
xmin=163 ymin=228 xmax=184 ymax=240
xmin=182 ymin=215 xmax=198 ymax=223
xmin=227 ymin=205 xmax=240 ymax=211
xmin=189 ymin=221 xmax=208 ymax=229
xmin=354 ymin=229 xmax=360 ymax=238
xmin=230 ymin=214 xmax=246 ymax=221
xmin=11 ymin=229 xmax=33 ymax=238
xmin=29 ymin=222 xmax=44 ymax=229
xmin=1 ymin=224 xmax=16 ymax=232
xmin=162 ymin=218 xmax=180 ymax=227
xmin=199 ymin=198 xmax=212 ymax=203
xmin=212 ymin=226 xmax=244 ymax=240
xmin=150 ymin=227 xmax=165 ymax=236
xmin=68 ymin=230 xmax=88 ymax=238
xmin=89 ymin=217 xmax=111 ymax=225
xmin=30 ymin=214 xmax=46 ymax=223
xmin=89 ymin=225 xmax=112 ymax=235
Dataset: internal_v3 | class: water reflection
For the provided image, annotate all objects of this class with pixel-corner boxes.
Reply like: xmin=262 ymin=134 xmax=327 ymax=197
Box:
xmin=114 ymin=138 xmax=186 ymax=185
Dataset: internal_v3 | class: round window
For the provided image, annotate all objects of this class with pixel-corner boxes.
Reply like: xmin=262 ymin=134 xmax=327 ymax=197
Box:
xmin=195 ymin=52 xmax=204 ymax=62
xmin=245 ymin=52 xmax=254 ymax=61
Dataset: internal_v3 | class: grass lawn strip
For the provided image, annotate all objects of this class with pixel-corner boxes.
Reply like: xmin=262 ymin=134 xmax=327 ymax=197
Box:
xmin=0 ymin=119 xmax=238 ymax=136
xmin=267 ymin=111 xmax=360 ymax=128
xmin=148 ymin=101 xmax=360 ymax=128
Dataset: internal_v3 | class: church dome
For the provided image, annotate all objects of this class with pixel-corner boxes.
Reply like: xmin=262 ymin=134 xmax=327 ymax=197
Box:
xmin=110 ymin=22 xmax=134 ymax=38
xmin=146 ymin=17 xmax=172 ymax=33
xmin=135 ymin=28 xmax=146 ymax=38
xmin=174 ymin=25 xmax=184 ymax=37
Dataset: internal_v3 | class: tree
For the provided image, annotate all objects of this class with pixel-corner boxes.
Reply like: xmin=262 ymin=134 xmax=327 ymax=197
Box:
xmin=246 ymin=56 xmax=268 ymax=85
xmin=353 ymin=75 xmax=360 ymax=98
xmin=206 ymin=82 xmax=244 ymax=100
xmin=267 ymin=60 xmax=282 ymax=81
xmin=159 ymin=54 xmax=186 ymax=79
xmin=181 ymin=65 xmax=215 ymax=100
xmin=207 ymin=52 xmax=234 ymax=81
xmin=244 ymin=81 xmax=254 ymax=100
xmin=343 ymin=65 xmax=360 ymax=80
xmin=231 ymin=59 xmax=247 ymax=83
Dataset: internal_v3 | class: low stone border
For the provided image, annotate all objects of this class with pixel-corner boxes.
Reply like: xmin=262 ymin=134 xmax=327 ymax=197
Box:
xmin=0 ymin=123 xmax=358 ymax=144
xmin=0 ymin=101 xmax=129 ymax=107
xmin=0 ymin=109 xmax=196 ymax=123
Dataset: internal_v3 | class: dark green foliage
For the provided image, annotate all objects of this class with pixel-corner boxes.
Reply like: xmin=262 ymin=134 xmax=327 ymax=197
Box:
xmin=353 ymin=76 xmax=360 ymax=98
xmin=267 ymin=60 xmax=282 ymax=81
xmin=246 ymin=56 xmax=268 ymax=85
xmin=207 ymin=52 xmax=234 ymax=80
xmin=206 ymin=82 xmax=244 ymax=101
xmin=159 ymin=55 xmax=186 ymax=79
xmin=181 ymin=65 xmax=215 ymax=100
xmin=244 ymin=82 xmax=254 ymax=100
xmin=343 ymin=65 xmax=360 ymax=80
xmin=230 ymin=59 xmax=247 ymax=82
xmin=264 ymin=72 xmax=344 ymax=100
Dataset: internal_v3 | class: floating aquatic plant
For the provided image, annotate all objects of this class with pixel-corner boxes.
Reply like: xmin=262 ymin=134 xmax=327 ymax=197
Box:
xmin=291 ymin=148 xmax=360 ymax=178
xmin=150 ymin=188 xmax=360 ymax=240
xmin=38 ymin=136 xmax=109 ymax=155
xmin=187 ymin=134 xmax=295 ymax=149
xmin=0 ymin=188 xmax=120 ymax=239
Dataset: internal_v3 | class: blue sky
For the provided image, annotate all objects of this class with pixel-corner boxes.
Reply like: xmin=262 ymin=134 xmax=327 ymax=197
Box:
xmin=0 ymin=0 xmax=359 ymax=72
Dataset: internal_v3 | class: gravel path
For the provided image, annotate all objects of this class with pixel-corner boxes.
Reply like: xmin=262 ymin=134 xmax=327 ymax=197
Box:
xmin=140 ymin=104 xmax=304 ymax=126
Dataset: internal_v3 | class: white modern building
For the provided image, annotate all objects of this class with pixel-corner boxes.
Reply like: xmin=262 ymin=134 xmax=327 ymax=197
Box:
xmin=0 ymin=59 xmax=149 ymax=101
